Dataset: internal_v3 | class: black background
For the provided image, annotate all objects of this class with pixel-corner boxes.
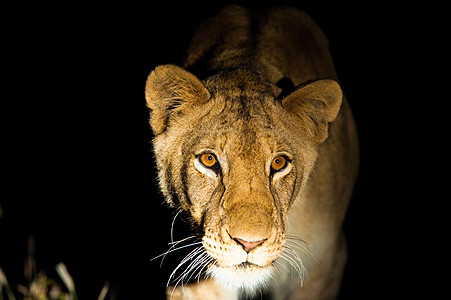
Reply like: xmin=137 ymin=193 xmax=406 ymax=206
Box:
xmin=4 ymin=1 xmax=434 ymax=299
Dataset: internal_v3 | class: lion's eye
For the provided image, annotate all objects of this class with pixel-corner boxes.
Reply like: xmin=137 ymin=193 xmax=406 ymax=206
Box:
xmin=194 ymin=152 xmax=220 ymax=178
xmin=199 ymin=153 xmax=218 ymax=168
xmin=271 ymin=156 xmax=287 ymax=172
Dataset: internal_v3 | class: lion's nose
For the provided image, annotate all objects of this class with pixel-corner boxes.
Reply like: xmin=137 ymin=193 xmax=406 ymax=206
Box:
xmin=234 ymin=238 xmax=265 ymax=253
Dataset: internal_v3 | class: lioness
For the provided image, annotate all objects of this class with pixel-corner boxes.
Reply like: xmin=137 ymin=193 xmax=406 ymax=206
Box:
xmin=145 ymin=5 xmax=359 ymax=300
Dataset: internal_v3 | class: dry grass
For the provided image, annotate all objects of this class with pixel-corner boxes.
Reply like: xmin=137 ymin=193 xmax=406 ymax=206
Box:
xmin=0 ymin=237 xmax=110 ymax=300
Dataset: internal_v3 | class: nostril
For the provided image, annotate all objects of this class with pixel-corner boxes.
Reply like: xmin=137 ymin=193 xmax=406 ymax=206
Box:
xmin=234 ymin=238 xmax=265 ymax=253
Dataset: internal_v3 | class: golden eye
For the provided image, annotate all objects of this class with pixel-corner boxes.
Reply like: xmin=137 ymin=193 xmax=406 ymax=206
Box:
xmin=200 ymin=153 xmax=217 ymax=168
xmin=271 ymin=156 xmax=287 ymax=171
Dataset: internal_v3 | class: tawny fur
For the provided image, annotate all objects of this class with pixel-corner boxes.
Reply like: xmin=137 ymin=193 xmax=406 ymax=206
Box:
xmin=145 ymin=5 xmax=359 ymax=300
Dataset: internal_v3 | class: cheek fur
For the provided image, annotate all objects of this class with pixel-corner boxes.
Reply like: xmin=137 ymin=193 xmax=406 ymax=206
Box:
xmin=186 ymin=165 xmax=218 ymax=221
xmin=271 ymin=169 xmax=297 ymax=207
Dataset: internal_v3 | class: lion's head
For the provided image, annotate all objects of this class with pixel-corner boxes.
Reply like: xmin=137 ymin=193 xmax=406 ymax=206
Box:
xmin=145 ymin=64 xmax=342 ymax=293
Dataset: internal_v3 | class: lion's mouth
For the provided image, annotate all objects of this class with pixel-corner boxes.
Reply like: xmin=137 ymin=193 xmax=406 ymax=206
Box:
xmin=235 ymin=261 xmax=260 ymax=269
xmin=207 ymin=260 xmax=274 ymax=293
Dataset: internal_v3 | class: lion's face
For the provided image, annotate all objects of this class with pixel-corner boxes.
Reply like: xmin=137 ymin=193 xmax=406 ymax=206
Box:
xmin=182 ymin=95 xmax=300 ymax=291
xmin=145 ymin=65 xmax=342 ymax=292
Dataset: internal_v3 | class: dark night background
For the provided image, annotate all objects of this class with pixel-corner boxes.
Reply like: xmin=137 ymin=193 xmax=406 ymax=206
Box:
xmin=4 ymin=1 xmax=435 ymax=299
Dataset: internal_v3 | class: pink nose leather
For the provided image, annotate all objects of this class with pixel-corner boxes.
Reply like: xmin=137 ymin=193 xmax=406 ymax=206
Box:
xmin=234 ymin=238 xmax=265 ymax=253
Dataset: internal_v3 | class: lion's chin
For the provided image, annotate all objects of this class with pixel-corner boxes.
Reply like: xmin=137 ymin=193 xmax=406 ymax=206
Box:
xmin=207 ymin=262 xmax=274 ymax=294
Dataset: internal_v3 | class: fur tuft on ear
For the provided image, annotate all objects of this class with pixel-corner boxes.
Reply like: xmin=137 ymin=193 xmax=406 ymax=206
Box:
xmin=145 ymin=64 xmax=211 ymax=135
xmin=281 ymin=79 xmax=342 ymax=143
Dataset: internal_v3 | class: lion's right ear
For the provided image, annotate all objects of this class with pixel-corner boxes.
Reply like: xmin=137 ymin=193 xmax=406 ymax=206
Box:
xmin=281 ymin=79 xmax=342 ymax=144
xmin=145 ymin=64 xmax=211 ymax=135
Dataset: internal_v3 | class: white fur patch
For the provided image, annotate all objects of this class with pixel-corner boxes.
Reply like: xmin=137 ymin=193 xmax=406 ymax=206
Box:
xmin=194 ymin=158 xmax=218 ymax=179
xmin=272 ymin=163 xmax=292 ymax=181
xmin=207 ymin=263 xmax=274 ymax=295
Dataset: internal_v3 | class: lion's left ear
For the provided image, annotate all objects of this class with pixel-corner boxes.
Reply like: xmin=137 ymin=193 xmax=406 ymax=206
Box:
xmin=145 ymin=64 xmax=211 ymax=135
xmin=281 ymin=79 xmax=342 ymax=144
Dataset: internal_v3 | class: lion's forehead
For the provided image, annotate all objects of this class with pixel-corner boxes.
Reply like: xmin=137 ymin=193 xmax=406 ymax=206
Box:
xmin=197 ymin=108 xmax=277 ymax=158
xmin=208 ymin=93 xmax=277 ymax=135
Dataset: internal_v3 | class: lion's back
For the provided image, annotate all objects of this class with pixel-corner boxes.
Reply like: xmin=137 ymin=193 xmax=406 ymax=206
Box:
xmin=184 ymin=5 xmax=337 ymax=84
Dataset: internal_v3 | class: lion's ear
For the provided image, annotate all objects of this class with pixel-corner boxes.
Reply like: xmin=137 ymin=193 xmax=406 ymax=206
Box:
xmin=145 ymin=64 xmax=211 ymax=135
xmin=281 ymin=79 xmax=342 ymax=143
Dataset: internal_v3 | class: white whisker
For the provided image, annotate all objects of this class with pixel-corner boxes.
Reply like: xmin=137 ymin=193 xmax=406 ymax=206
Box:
xmin=279 ymin=254 xmax=304 ymax=285
xmin=164 ymin=240 xmax=216 ymax=300
xmin=287 ymin=247 xmax=307 ymax=275
xmin=281 ymin=251 xmax=303 ymax=276
xmin=168 ymin=246 xmax=203 ymax=285
xmin=170 ymin=209 xmax=182 ymax=243
xmin=196 ymin=256 xmax=215 ymax=283
xmin=169 ymin=248 xmax=212 ymax=300
xmin=279 ymin=236 xmax=313 ymax=286
xmin=150 ymin=238 xmax=202 ymax=267
xmin=273 ymin=258 xmax=289 ymax=274
xmin=170 ymin=247 xmax=205 ymax=284
xmin=185 ymin=252 xmax=211 ymax=283
xmin=168 ymin=235 xmax=198 ymax=245
xmin=286 ymin=235 xmax=319 ymax=264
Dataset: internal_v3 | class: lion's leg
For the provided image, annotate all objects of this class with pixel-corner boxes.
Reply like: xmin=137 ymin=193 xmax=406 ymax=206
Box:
xmin=290 ymin=233 xmax=347 ymax=300
xmin=166 ymin=279 xmax=238 ymax=300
